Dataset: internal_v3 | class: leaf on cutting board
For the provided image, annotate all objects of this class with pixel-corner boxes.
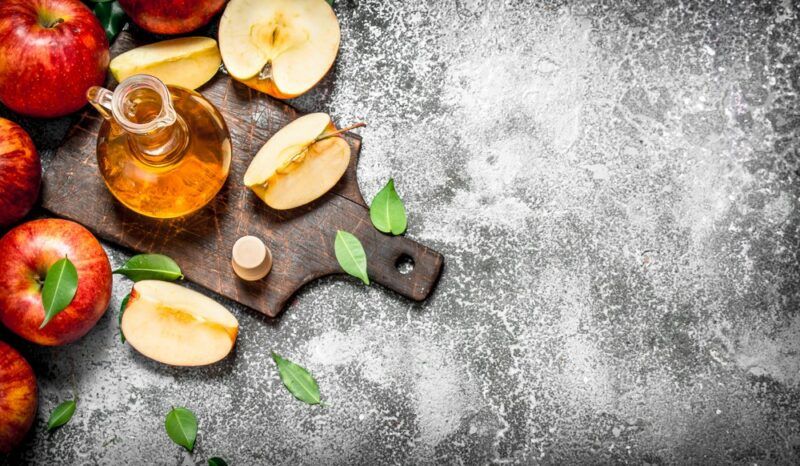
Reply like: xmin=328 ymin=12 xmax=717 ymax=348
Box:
xmin=40 ymin=257 xmax=79 ymax=329
xmin=47 ymin=400 xmax=77 ymax=431
xmin=369 ymin=178 xmax=408 ymax=235
xmin=113 ymin=254 xmax=183 ymax=282
xmin=272 ymin=352 xmax=321 ymax=405
xmin=92 ymin=1 xmax=127 ymax=43
xmin=118 ymin=292 xmax=130 ymax=343
xmin=334 ymin=230 xmax=369 ymax=285
xmin=165 ymin=407 xmax=198 ymax=452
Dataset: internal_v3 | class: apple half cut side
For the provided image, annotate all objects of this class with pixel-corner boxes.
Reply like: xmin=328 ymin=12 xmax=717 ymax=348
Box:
xmin=109 ymin=37 xmax=221 ymax=90
xmin=121 ymin=280 xmax=239 ymax=367
xmin=244 ymin=113 xmax=353 ymax=210
xmin=218 ymin=0 xmax=340 ymax=99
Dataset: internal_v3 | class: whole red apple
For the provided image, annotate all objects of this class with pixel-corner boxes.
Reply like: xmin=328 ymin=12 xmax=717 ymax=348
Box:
xmin=118 ymin=0 xmax=226 ymax=34
xmin=0 ymin=0 xmax=109 ymax=118
xmin=0 ymin=219 xmax=112 ymax=346
xmin=0 ymin=340 xmax=37 ymax=454
xmin=0 ymin=118 xmax=41 ymax=228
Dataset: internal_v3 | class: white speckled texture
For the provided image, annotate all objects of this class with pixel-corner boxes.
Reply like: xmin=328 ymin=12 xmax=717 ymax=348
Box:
xmin=2 ymin=0 xmax=800 ymax=464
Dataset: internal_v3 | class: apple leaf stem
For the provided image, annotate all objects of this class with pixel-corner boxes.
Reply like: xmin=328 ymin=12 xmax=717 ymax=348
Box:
xmin=316 ymin=122 xmax=366 ymax=142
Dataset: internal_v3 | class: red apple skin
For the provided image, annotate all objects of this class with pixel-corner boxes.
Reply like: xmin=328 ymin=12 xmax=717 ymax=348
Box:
xmin=0 ymin=118 xmax=41 ymax=228
xmin=0 ymin=219 xmax=112 ymax=346
xmin=0 ymin=340 xmax=37 ymax=454
xmin=118 ymin=0 xmax=226 ymax=34
xmin=0 ymin=0 xmax=109 ymax=118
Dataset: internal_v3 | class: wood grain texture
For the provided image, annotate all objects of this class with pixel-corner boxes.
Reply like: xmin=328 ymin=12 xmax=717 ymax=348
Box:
xmin=41 ymin=32 xmax=443 ymax=318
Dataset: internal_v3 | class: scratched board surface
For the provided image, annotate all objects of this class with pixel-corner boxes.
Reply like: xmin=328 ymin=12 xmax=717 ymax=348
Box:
xmin=41 ymin=32 xmax=443 ymax=317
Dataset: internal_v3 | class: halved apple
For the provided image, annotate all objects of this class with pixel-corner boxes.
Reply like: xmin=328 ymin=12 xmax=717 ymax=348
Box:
xmin=109 ymin=37 xmax=221 ymax=90
xmin=121 ymin=280 xmax=238 ymax=367
xmin=244 ymin=113 xmax=355 ymax=210
xmin=218 ymin=0 xmax=340 ymax=99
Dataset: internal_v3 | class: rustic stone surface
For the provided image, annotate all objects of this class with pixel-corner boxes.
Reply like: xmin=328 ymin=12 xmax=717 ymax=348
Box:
xmin=2 ymin=0 xmax=800 ymax=464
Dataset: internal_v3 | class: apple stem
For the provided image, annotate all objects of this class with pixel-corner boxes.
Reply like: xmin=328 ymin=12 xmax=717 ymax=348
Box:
xmin=316 ymin=122 xmax=366 ymax=142
xmin=44 ymin=18 xmax=65 ymax=28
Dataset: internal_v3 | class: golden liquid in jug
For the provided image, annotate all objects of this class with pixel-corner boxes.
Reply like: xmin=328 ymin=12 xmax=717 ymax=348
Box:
xmin=96 ymin=85 xmax=231 ymax=219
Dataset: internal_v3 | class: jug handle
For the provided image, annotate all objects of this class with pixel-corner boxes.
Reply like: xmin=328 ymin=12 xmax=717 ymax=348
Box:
xmin=87 ymin=86 xmax=113 ymax=120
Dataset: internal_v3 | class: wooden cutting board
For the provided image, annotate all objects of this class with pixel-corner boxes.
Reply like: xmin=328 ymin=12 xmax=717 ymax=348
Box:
xmin=41 ymin=32 xmax=444 ymax=318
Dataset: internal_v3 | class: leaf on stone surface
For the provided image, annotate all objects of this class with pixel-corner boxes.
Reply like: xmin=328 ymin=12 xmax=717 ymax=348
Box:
xmin=208 ymin=458 xmax=228 ymax=466
xmin=369 ymin=178 xmax=407 ymax=235
xmin=47 ymin=400 xmax=77 ymax=431
xmin=119 ymin=292 xmax=130 ymax=343
xmin=40 ymin=257 xmax=79 ymax=329
xmin=334 ymin=230 xmax=369 ymax=285
xmin=92 ymin=1 xmax=127 ymax=43
xmin=326 ymin=0 xmax=334 ymax=5
xmin=272 ymin=352 xmax=321 ymax=405
xmin=113 ymin=254 xmax=183 ymax=282
xmin=165 ymin=407 xmax=198 ymax=452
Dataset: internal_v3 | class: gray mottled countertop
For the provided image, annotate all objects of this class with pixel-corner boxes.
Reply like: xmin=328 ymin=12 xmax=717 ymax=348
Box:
xmin=2 ymin=0 xmax=800 ymax=464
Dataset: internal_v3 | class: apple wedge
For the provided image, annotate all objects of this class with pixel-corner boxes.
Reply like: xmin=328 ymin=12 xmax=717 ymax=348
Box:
xmin=244 ymin=113 xmax=360 ymax=210
xmin=218 ymin=0 xmax=340 ymax=99
xmin=121 ymin=280 xmax=238 ymax=367
xmin=110 ymin=37 xmax=221 ymax=90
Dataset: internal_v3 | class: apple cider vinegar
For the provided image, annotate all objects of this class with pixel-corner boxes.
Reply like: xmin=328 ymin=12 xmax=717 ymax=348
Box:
xmin=87 ymin=75 xmax=231 ymax=218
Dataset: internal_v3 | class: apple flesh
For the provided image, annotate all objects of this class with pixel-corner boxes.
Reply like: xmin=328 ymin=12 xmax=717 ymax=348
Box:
xmin=110 ymin=37 xmax=222 ymax=90
xmin=118 ymin=0 xmax=226 ymax=34
xmin=0 ymin=0 xmax=109 ymax=118
xmin=244 ymin=113 xmax=352 ymax=210
xmin=0 ymin=118 xmax=41 ymax=228
xmin=0 ymin=219 xmax=112 ymax=346
xmin=121 ymin=281 xmax=239 ymax=367
xmin=219 ymin=0 xmax=340 ymax=99
xmin=0 ymin=340 xmax=37 ymax=454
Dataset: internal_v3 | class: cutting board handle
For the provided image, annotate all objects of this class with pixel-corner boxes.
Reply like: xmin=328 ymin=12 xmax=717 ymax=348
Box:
xmin=351 ymin=215 xmax=444 ymax=301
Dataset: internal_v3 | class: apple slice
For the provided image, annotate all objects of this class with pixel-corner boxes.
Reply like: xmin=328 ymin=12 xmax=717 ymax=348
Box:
xmin=244 ymin=113 xmax=360 ymax=210
xmin=218 ymin=0 xmax=340 ymax=99
xmin=121 ymin=280 xmax=238 ymax=367
xmin=109 ymin=37 xmax=221 ymax=90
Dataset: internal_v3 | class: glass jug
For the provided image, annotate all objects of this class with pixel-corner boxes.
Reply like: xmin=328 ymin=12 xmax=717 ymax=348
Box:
xmin=87 ymin=75 xmax=231 ymax=219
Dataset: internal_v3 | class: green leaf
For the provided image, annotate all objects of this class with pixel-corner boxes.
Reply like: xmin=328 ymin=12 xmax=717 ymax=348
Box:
xmin=334 ymin=231 xmax=369 ymax=285
xmin=47 ymin=400 xmax=77 ymax=431
xmin=326 ymin=0 xmax=334 ymax=5
xmin=272 ymin=352 xmax=321 ymax=405
xmin=369 ymin=178 xmax=407 ymax=235
xmin=40 ymin=257 xmax=79 ymax=329
xmin=119 ymin=293 xmax=130 ymax=344
xmin=92 ymin=1 xmax=126 ymax=43
xmin=208 ymin=458 xmax=228 ymax=466
xmin=113 ymin=254 xmax=183 ymax=282
xmin=165 ymin=407 xmax=198 ymax=452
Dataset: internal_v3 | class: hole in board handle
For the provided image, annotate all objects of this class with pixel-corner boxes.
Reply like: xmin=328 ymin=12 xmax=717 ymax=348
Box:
xmin=395 ymin=254 xmax=415 ymax=275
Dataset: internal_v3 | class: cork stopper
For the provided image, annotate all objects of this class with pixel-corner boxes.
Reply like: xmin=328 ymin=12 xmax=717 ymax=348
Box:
xmin=231 ymin=236 xmax=272 ymax=281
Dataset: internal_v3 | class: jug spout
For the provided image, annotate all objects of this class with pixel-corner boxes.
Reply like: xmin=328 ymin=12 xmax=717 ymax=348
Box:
xmin=87 ymin=86 xmax=113 ymax=120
